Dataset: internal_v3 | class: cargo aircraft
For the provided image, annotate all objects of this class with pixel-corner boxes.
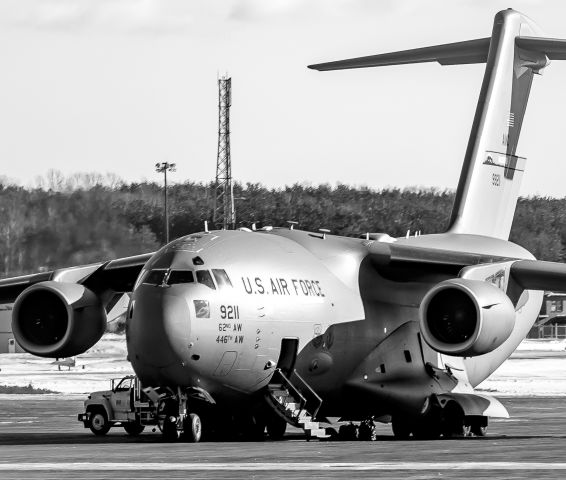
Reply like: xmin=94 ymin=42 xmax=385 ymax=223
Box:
xmin=2 ymin=9 xmax=566 ymax=442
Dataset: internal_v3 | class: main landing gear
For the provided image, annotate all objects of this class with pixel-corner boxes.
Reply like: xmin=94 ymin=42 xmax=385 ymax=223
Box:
xmin=337 ymin=419 xmax=378 ymax=441
xmin=391 ymin=407 xmax=488 ymax=440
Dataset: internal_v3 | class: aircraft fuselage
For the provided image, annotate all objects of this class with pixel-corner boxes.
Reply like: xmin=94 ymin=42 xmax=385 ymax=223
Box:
xmin=127 ymin=228 xmax=542 ymax=418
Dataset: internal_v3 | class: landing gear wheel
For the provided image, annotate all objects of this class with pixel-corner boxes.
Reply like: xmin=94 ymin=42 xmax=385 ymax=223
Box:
xmin=412 ymin=417 xmax=441 ymax=440
xmin=266 ymin=416 xmax=287 ymax=440
xmin=442 ymin=403 xmax=466 ymax=438
xmin=162 ymin=415 xmax=180 ymax=442
xmin=359 ymin=419 xmax=377 ymax=441
xmin=470 ymin=417 xmax=488 ymax=437
xmin=338 ymin=423 xmax=359 ymax=441
xmin=241 ymin=413 xmax=266 ymax=441
xmin=123 ymin=422 xmax=145 ymax=436
xmin=391 ymin=417 xmax=411 ymax=440
xmin=89 ymin=410 xmax=110 ymax=436
xmin=182 ymin=413 xmax=202 ymax=443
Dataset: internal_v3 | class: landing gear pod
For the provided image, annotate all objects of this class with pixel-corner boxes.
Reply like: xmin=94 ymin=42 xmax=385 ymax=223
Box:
xmin=12 ymin=281 xmax=106 ymax=358
xmin=419 ymin=278 xmax=515 ymax=356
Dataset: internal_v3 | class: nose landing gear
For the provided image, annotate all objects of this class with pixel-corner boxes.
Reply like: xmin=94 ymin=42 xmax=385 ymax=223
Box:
xmin=157 ymin=393 xmax=204 ymax=443
xmin=181 ymin=413 xmax=203 ymax=443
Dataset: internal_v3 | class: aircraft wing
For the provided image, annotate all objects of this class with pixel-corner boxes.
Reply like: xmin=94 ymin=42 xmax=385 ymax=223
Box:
xmin=508 ymin=260 xmax=566 ymax=291
xmin=368 ymin=242 xmax=566 ymax=292
xmin=367 ymin=242 xmax=507 ymax=268
xmin=0 ymin=252 xmax=154 ymax=304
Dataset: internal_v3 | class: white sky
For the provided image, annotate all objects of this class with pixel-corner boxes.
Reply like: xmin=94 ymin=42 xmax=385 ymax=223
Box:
xmin=0 ymin=0 xmax=565 ymax=196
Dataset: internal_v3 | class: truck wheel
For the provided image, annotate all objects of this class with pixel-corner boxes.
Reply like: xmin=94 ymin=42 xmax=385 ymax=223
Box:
xmin=89 ymin=410 xmax=110 ymax=436
xmin=182 ymin=413 xmax=202 ymax=443
xmin=124 ymin=422 xmax=145 ymax=436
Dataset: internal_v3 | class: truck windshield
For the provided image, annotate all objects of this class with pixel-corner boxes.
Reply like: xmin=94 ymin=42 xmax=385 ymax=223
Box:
xmin=113 ymin=377 xmax=133 ymax=391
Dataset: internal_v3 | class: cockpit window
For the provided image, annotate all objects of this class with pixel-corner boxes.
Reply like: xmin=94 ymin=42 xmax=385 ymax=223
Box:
xmin=143 ymin=269 xmax=167 ymax=285
xmin=196 ymin=270 xmax=216 ymax=290
xmin=212 ymin=269 xmax=233 ymax=289
xmin=168 ymin=270 xmax=195 ymax=285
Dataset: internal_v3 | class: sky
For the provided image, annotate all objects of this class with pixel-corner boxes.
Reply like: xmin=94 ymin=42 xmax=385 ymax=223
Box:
xmin=1 ymin=0 xmax=566 ymax=196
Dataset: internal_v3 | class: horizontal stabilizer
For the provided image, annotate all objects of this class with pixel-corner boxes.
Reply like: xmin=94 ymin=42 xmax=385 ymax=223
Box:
xmin=308 ymin=38 xmax=490 ymax=71
xmin=516 ymin=36 xmax=566 ymax=59
xmin=308 ymin=35 xmax=566 ymax=72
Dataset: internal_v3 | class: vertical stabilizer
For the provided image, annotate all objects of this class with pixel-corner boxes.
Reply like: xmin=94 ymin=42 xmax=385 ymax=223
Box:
xmin=309 ymin=9 xmax=566 ymax=240
xmin=448 ymin=10 xmax=547 ymax=239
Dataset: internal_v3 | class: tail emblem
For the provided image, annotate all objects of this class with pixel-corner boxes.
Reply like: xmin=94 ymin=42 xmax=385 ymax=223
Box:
xmin=483 ymin=152 xmax=525 ymax=180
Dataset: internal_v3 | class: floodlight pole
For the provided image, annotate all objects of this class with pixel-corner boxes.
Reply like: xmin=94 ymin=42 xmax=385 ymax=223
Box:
xmin=155 ymin=161 xmax=176 ymax=244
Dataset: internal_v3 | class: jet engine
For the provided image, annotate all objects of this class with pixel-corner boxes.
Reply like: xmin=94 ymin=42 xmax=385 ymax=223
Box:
xmin=419 ymin=278 xmax=515 ymax=357
xmin=11 ymin=281 xmax=106 ymax=358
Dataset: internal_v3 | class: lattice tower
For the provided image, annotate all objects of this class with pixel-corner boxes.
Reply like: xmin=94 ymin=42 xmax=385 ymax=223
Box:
xmin=213 ymin=76 xmax=235 ymax=230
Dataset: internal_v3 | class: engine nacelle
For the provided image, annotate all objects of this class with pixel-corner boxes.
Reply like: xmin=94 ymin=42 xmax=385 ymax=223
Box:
xmin=419 ymin=278 xmax=516 ymax=357
xmin=12 ymin=281 xmax=106 ymax=358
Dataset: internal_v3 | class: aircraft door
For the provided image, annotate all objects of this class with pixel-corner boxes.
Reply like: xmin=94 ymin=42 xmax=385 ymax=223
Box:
xmin=214 ymin=351 xmax=238 ymax=376
xmin=276 ymin=338 xmax=299 ymax=377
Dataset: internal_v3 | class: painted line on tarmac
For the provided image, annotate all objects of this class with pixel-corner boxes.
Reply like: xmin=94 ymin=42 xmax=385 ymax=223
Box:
xmin=2 ymin=463 xmax=566 ymax=471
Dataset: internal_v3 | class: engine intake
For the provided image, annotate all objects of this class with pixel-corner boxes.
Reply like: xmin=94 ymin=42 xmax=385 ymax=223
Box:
xmin=419 ymin=278 xmax=515 ymax=357
xmin=12 ymin=281 xmax=106 ymax=358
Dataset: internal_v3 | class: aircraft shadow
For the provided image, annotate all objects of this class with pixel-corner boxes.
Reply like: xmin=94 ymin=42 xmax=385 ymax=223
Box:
xmin=0 ymin=432 xmax=562 ymax=446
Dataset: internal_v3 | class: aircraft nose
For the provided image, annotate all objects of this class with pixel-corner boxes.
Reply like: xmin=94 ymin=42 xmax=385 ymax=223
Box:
xmin=128 ymin=286 xmax=191 ymax=369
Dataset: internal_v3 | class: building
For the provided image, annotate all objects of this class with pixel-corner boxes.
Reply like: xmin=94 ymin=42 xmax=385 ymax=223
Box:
xmin=0 ymin=306 xmax=23 ymax=353
xmin=528 ymin=292 xmax=566 ymax=339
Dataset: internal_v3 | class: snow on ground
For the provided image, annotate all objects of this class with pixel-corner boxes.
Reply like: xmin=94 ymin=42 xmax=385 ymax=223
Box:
xmin=477 ymin=339 xmax=566 ymax=396
xmin=516 ymin=339 xmax=566 ymax=351
xmin=0 ymin=334 xmax=133 ymax=394
xmin=477 ymin=357 xmax=566 ymax=396
xmin=1 ymin=335 xmax=566 ymax=396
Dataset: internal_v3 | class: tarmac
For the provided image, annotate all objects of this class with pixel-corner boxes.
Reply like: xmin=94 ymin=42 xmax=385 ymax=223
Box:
xmin=1 ymin=394 xmax=566 ymax=479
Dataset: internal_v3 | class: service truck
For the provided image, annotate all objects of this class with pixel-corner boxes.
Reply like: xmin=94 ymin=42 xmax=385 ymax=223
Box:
xmin=78 ymin=375 xmax=209 ymax=442
xmin=78 ymin=375 xmax=177 ymax=436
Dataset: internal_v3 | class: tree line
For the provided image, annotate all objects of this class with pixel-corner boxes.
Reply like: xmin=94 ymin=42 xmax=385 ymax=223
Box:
xmin=0 ymin=171 xmax=563 ymax=277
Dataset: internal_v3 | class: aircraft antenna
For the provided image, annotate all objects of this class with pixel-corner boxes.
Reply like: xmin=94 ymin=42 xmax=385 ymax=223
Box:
xmin=213 ymin=76 xmax=235 ymax=230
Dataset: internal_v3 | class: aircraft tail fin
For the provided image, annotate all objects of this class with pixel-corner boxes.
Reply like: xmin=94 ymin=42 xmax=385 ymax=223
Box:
xmin=310 ymin=10 xmax=566 ymax=240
